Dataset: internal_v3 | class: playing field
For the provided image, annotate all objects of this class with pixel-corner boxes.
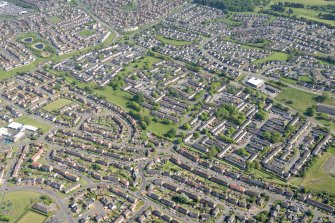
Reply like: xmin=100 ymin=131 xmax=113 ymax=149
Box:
xmin=18 ymin=211 xmax=46 ymax=223
xmin=49 ymin=16 xmax=61 ymax=23
xmin=254 ymin=52 xmax=290 ymax=64
xmin=301 ymin=147 xmax=335 ymax=195
xmin=0 ymin=191 xmax=41 ymax=222
xmin=15 ymin=115 xmax=51 ymax=133
xmin=276 ymin=87 xmax=318 ymax=112
xmin=264 ymin=0 xmax=335 ymax=26
xmin=271 ymin=0 xmax=335 ymax=6
xmin=78 ymin=29 xmax=96 ymax=36
xmin=43 ymin=98 xmax=73 ymax=112
xmin=276 ymin=87 xmax=335 ymax=113
xmin=156 ymin=36 xmax=192 ymax=46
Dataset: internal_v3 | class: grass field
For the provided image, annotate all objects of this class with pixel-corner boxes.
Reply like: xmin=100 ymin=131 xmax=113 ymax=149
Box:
xmin=263 ymin=0 xmax=335 ymax=26
xmin=18 ymin=211 xmax=46 ymax=223
xmin=0 ymin=58 xmax=44 ymax=81
xmin=78 ymin=29 xmax=96 ymax=36
xmin=254 ymin=52 xmax=290 ymax=64
xmin=276 ymin=87 xmax=321 ymax=112
xmin=156 ymin=36 xmax=192 ymax=46
xmin=95 ymin=88 xmax=132 ymax=111
xmin=49 ymin=16 xmax=61 ymax=24
xmin=0 ymin=191 xmax=41 ymax=222
xmin=147 ymin=120 xmax=177 ymax=137
xmin=43 ymin=98 xmax=73 ymax=112
xmin=271 ymin=0 xmax=335 ymax=6
xmin=299 ymin=75 xmax=313 ymax=83
xmin=300 ymin=147 xmax=335 ymax=195
xmin=15 ymin=116 xmax=51 ymax=133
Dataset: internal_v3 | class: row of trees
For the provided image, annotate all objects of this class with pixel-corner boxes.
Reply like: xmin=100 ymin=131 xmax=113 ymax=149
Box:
xmin=193 ymin=0 xmax=269 ymax=12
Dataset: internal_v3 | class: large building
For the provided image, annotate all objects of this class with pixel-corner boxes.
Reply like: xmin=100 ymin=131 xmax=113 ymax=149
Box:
xmin=317 ymin=104 xmax=335 ymax=116
xmin=246 ymin=77 xmax=265 ymax=88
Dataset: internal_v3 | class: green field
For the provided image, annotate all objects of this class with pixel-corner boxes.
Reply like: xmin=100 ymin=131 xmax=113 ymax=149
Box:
xmin=18 ymin=211 xmax=46 ymax=223
xmin=156 ymin=36 xmax=192 ymax=46
xmin=49 ymin=16 xmax=61 ymax=24
xmin=300 ymin=147 xmax=335 ymax=195
xmin=276 ymin=87 xmax=335 ymax=113
xmin=43 ymin=98 xmax=73 ymax=112
xmin=254 ymin=52 xmax=290 ymax=64
xmin=0 ymin=191 xmax=42 ymax=222
xmin=147 ymin=120 xmax=177 ymax=137
xmin=271 ymin=0 xmax=335 ymax=6
xmin=95 ymin=88 xmax=132 ymax=111
xmin=0 ymin=58 xmax=44 ymax=81
xmin=15 ymin=116 xmax=51 ymax=133
xmin=78 ymin=29 xmax=96 ymax=36
xmin=263 ymin=0 xmax=335 ymax=26
xmin=299 ymin=75 xmax=313 ymax=83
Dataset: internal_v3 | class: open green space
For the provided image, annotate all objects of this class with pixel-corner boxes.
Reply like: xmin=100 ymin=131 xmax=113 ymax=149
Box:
xmin=254 ymin=52 xmax=290 ymax=64
xmin=17 ymin=32 xmax=55 ymax=59
xmin=280 ymin=77 xmax=297 ymax=85
xmin=78 ymin=29 xmax=96 ymax=36
xmin=15 ymin=116 xmax=51 ymax=133
xmin=95 ymin=88 xmax=132 ymax=111
xmin=0 ymin=31 xmax=115 ymax=82
xmin=147 ymin=120 xmax=177 ymax=137
xmin=270 ymin=0 xmax=335 ymax=6
xmin=43 ymin=98 xmax=73 ymax=112
xmin=262 ymin=0 xmax=335 ymax=26
xmin=299 ymin=75 xmax=313 ymax=83
xmin=0 ymin=191 xmax=42 ymax=222
xmin=276 ymin=87 xmax=335 ymax=113
xmin=0 ymin=58 xmax=44 ymax=81
xmin=17 ymin=211 xmax=47 ymax=223
xmin=275 ymin=87 xmax=302 ymax=111
xmin=156 ymin=36 xmax=192 ymax=46
xmin=49 ymin=16 xmax=61 ymax=24
xmin=300 ymin=147 xmax=335 ymax=195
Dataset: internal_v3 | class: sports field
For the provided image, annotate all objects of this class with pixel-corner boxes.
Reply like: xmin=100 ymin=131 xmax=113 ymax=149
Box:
xmin=18 ymin=211 xmax=46 ymax=223
xmin=0 ymin=191 xmax=41 ymax=222
xmin=43 ymin=98 xmax=73 ymax=112
xmin=254 ymin=52 xmax=290 ymax=64
xmin=15 ymin=115 xmax=51 ymax=133
xmin=157 ymin=36 xmax=192 ymax=46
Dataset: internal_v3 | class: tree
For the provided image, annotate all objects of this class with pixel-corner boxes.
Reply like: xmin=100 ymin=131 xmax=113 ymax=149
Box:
xmin=305 ymin=107 xmax=316 ymax=117
xmin=165 ymin=128 xmax=177 ymax=138
xmin=255 ymin=111 xmax=268 ymax=121
xmin=182 ymin=123 xmax=191 ymax=130
xmin=132 ymin=92 xmax=144 ymax=103
xmin=237 ymin=148 xmax=249 ymax=157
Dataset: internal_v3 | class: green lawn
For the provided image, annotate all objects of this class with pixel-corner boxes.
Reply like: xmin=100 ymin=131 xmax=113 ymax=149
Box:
xmin=270 ymin=0 xmax=335 ymax=6
xmin=147 ymin=120 xmax=176 ymax=137
xmin=254 ymin=52 xmax=290 ymax=64
xmin=43 ymin=98 xmax=73 ymax=112
xmin=0 ymin=58 xmax=44 ymax=81
xmin=49 ymin=16 xmax=61 ymax=24
xmin=95 ymin=88 xmax=132 ymax=111
xmin=156 ymin=36 xmax=192 ymax=46
xmin=264 ymin=0 xmax=335 ymax=26
xmin=0 ymin=191 xmax=42 ymax=222
xmin=301 ymin=147 xmax=335 ymax=195
xmin=280 ymin=77 xmax=297 ymax=85
xmin=15 ymin=116 xmax=51 ymax=133
xmin=18 ymin=211 xmax=46 ymax=223
xmin=299 ymin=75 xmax=313 ymax=83
xmin=78 ymin=29 xmax=96 ymax=36
xmin=276 ymin=87 xmax=317 ymax=112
